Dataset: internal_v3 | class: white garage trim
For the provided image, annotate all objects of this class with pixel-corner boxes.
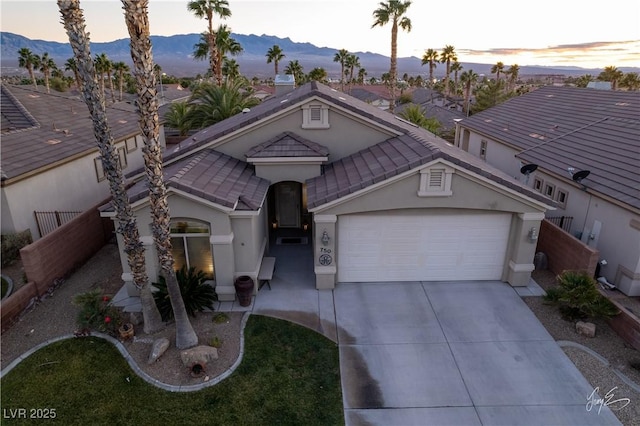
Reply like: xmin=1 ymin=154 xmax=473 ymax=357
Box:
xmin=337 ymin=211 xmax=511 ymax=282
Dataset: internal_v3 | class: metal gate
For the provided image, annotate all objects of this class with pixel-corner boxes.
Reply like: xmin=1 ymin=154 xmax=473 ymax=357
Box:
xmin=34 ymin=210 xmax=82 ymax=237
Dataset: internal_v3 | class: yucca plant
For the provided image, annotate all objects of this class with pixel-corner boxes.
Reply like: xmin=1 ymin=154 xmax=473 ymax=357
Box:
xmin=543 ymin=270 xmax=620 ymax=320
xmin=153 ymin=266 xmax=218 ymax=321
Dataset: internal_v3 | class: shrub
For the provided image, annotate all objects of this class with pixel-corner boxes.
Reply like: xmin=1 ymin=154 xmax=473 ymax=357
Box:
xmin=1 ymin=230 xmax=33 ymax=267
xmin=153 ymin=266 xmax=218 ymax=321
xmin=72 ymin=289 xmax=122 ymax=336
xmin=543 ymin=270 xmax=620 ymax=320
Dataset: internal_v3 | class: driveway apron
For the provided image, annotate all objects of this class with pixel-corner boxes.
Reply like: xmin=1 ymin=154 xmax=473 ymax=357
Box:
xmin=335 ymin=281 xmax=621 ymax=425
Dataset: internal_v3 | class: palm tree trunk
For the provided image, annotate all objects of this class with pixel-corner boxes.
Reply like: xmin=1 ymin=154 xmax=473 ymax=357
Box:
xmin=57 ymin=0 xmax=165 ymax=335
xmin=122 ymin=0 xmax=198 ymax=349
xmin=389 ymin=21 xmax=398 ymax=114
xmin=28 ymin=66 xmax=38 ymax=90
xmin=107 ymin=70 xmax=116 ymax=103
xmin=118 ymin=71 xmax=124 ymax=101
xmin=44 ymin=71 xmax=51 ymax=94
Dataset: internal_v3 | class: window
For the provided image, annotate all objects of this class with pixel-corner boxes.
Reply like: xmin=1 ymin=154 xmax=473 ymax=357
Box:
xmin=117 ymin=147 xmax=128 ymax=169
xmin=125 ymin=136 xmax=138 ymax=152
xmin=533 ymin=177 xmax=543 ymax=192
xmin=94 ymin=157 xmax=106 ymax=182
xmin=418 ymin=166 xmax=453 ymax=197
xmin=555 ymin=189 xmax=568 ymax=208
xmin=170 ymin=220 xmax=214 ymax=279
xmin=479 ymin=140 xmax=488 ymax=160
xmin=302 ymin=103 xmax=330 ymax=129
xmin=544 ymin=183 xmax=555 ymax=198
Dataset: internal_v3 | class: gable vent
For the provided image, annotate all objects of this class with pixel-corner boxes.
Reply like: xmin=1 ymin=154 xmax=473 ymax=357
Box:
xmin=310 ymin=107 xmax=322 ymax=121
xmin=429 ymin=170 xmax=444 ymax=188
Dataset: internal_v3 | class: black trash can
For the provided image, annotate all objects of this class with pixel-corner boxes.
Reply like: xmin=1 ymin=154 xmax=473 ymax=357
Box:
xmin=234 ymin=275 xmax=254 ymax=307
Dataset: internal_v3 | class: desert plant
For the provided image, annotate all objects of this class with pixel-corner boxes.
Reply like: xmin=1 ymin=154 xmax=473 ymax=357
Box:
xmin=1 ymin=230 xmax=33 ymax=267
xmin=153 ymin=266 xmax=218 ymax=321
xmin=72 ymin=289 xmax=122 ymax=336
xmin=212 ymin=312 xmax=229 ymax=323
xmin=543 ymin=270 xmax=620 ymax=320
xmin=209 ymin=336 xmax=222 ymax=348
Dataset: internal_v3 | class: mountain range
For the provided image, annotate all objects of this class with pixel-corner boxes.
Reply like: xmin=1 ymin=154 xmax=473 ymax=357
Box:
xmin=2 ymin=31 xmax=635 ymax=79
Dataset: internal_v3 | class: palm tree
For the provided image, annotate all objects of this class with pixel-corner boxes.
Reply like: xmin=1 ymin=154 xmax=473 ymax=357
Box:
xmin=460 ymin=69 xmax=479 ymax=115
xmin=372 ymin=0 xmax=412 ymax=113
xmin=420 ymin=48 xmax=438 ymax=86
xmin=357 ymin=67 xmax=368 ymax=85
xmin=18 ymin=48 xmax=39 ymax=90
xmin=450 ymin=61 xmax=463 ymax=95
xmin=64 ymin=57 xmax=82 ymax=90
xmin=57 ymin=0 xmax=164 ymax=335
xmin=308 ymin=67 xmax=328 ymax=83
xmin=265 ymin=44 xmax=285 ymax=76
xmin=491 ymin=61 xmax=505 ymax=82
xmin=284 ymin=60 xmax=304 ymax=85
xmin=598 ymin=66 xmax=624 ymax=90
xmin=505 ymin=64 xmax=519 ymax=91
xmin=574 ymin=74 xmax=594 ymax=88
xmin=187 ymin=0 xmax=231 ymax=86
xmin=439 ymin=45 xmax=456 ymax=98
xmin=345 ymin=53 xmax=361 ymax=93
xmin=398 ymin=104 xmax=441 ymax=134
xmin=122 ymin=0 xmax=199 ymax=349
xmin=214 ymin=24 xmax=243 ymax=85
xmin=39 ymin=52 xmax=57 ymax=94
xmin=222 ymin=58 xmax=240 ymax=83
xmin=94 ymin=53 xmax=109 ymax=98
xmin=621 ymin=72 xmax=640 ymax=91
xmin=165 ymin=102 xmax=193 ymax=136
xmin=333 ymin=48 xmax=349 ymax=91
xmin=187 ymin=81 xmax=260 ymax=129
xmin=112 ymin=61 xmax=130 ymax=101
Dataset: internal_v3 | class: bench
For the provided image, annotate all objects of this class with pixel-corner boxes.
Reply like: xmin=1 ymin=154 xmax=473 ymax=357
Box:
xmin=258 ymin=257 xmax=276 ymax=290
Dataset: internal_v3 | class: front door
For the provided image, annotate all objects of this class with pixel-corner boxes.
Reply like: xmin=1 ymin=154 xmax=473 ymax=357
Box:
xmin=275 ymin=182 xmax=300 ymax=228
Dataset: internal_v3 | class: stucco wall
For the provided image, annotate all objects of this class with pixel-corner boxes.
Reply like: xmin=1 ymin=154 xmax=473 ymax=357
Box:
xmin=2 ymin=136 xmax=146 ymax=240
xmin=210 ymin=99 xmax=396 ymax=162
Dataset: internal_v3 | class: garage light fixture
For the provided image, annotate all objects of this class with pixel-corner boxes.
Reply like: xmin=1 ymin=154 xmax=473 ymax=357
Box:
xmin=528 ymin=227 xmax=538 ymax=243
xmin=321 ymin=230 xmax=330 ymax=246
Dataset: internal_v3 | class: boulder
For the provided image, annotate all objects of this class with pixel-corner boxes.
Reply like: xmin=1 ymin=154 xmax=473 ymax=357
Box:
xmin=147 ymin=337 xmax=170 ymax=364
xmin=180 ymin=345 xmax=218 ymax=367
xmin=576 ymin=321 xmax=596 ymax=338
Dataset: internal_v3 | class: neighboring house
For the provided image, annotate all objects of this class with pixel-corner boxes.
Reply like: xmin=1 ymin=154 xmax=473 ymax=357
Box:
xmin=349 ymin=85 xmax=391 ymax=110
xmin=102 ymin=81 xmax=553 ymax=302
xmin=0 ymin=83 xmax=165 ymax=240
xmin=454 ymin=85 xmax=640 ymax=296
xmin=396 ymin=88 xmax=466 ymax=135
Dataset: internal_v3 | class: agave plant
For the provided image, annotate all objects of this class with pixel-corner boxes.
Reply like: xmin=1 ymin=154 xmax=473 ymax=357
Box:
xmin=153 ymin=266 xmax=218 ymax=321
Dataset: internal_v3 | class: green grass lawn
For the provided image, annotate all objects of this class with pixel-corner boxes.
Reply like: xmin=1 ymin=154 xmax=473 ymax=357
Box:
xmin=1 ymin=315 xmax=344 ymax=425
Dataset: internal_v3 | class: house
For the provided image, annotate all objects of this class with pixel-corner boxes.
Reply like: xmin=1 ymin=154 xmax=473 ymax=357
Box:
xmin=0 ymin=83 xmax=164 ymax=240
xmin=102 ymin=81 xmax=553 ymax=302
xmin=454 ymin=85 xmax=640 ymax=296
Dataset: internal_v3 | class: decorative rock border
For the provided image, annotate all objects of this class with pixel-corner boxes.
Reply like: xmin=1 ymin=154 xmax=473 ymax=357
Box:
xmin=558 ymin=340 xmax=640 ymax=393
xmin=1 ymin=312 xmax=250 ymax=393
xmin=1 ymin=274 xmax=13 ymax=300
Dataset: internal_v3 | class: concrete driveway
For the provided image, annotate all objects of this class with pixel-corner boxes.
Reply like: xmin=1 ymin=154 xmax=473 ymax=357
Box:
xmin=334 ymin=281 xmax=621 ymax=425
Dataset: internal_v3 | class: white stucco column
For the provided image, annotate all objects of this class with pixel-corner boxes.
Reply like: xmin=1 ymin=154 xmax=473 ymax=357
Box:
xmin=210 ymin=232 xmax=236 ymax=301
xmin=506 ymin=212 xmax=545 ymax=286
xmin=314 ymin=214 xmax=337 ymax=289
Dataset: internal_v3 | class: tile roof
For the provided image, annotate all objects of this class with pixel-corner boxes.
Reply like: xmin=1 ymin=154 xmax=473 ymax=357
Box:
xmin=245 ymin=131 xmax=329 ymax=158
xmin=116 ymin=148 xmax=269 ymax=211
xmin=148 ymin=81 xmax=553 ymax=211
xmin=0 ymin=84 xmax=142 ymax=182
xmin=458 ymin=86 xmax=640 ymax=210
xmin=306 ymin=125 xmax=552 ymax=209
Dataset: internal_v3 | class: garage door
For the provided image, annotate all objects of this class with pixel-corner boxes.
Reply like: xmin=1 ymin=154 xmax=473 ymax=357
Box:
xmin=337 ymin=212 xmax=511 ymax=282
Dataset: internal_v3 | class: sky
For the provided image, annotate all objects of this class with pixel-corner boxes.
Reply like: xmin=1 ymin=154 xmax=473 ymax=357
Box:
xmin=2 ymin=0 xmax=639 ymax=69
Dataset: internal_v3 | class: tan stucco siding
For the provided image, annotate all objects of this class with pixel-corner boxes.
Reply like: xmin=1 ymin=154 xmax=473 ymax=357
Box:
xmin=210 ymin=101 xmax=397 ymax=161
xmin=1 ymin=137 xmax=145 ymax=239
xmin=313 ymin=171 xmax=545 ymax=217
